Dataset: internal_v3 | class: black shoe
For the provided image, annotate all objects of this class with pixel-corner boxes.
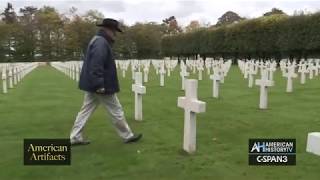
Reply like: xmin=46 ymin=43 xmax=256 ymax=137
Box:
xmin=124 ymin=134 xmax=143 ymax=144
xmin=71 ymin=139 xmax=90 ymax=146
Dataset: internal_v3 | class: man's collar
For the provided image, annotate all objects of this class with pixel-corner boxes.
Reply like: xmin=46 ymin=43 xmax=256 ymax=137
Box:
xmin=96 ymin=29 xmax=115 ymax=45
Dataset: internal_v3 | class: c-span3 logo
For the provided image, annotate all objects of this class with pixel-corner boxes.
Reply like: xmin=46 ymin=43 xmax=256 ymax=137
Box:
xmin=248 ymin=139 xmax=296 ymax=166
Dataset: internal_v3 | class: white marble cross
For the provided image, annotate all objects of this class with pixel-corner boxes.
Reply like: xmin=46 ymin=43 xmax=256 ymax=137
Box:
xmin=69 ymin=64 xmax=73 ymax=78
xmin=307 ymin=62 xmax=314 ymax=79
xmin=17 ymin=67 xmax=21 ymax=83
xmin=76 ymin=63 xmax=80 ymax=82
xmin=254 ymin=61 xmax=260 ymax=74
xmin=165 ymin=60 xmax=172 ymax=77
xmin=298 ymin=64 xmax=308 ymax=84
xmin=8 ymin=67 xmax=13 ymax=88
xmin=137 ymin=61 xmax=141 ymax=72
xmin=131 ymin=61 xmax=137 ymax=80
xmin=205 ymin=58 xmax=212 ymax=75
xmin=315 ymin=60 xmax=320 ymax=76
xmin=197 ymin=60 xmax=204 ymax=80
xmin=198 ymin=67 xmax=203 ymax=81
xmin=244 ymin=61 xmax=250 ymax=79
xmin=283 ymin=65 xmax=297 ymax=93
xmin=279 ymin=60 xmax=287 ymax=75
xmin=248 ymin=62 xmax=256 ymax=88
xmin=178 ymin=79 xmax=206 ymax=154
xmin=143 ymin=67 xmax=149 ymax=83
xmin=132 ymin=72 xmax=146 ymax=121
xmin=2 ymin=67 xmax=7 ymax=94
xmin=210 ymin=65 xmax=221 ymax=98
xmin=268 ymin=62 xmax=277 ymax=81
xmin=238 ymin=59 xmax=245 ymax=74
xmin=306 ymin=132 xmax=320 ymax=156
xmin=13 ymin=67 xmax=17 ymax=85
xmin=122 ymin=69 xmax=126 ymax=78
xmin=180 ymin=65 xmax=190 ymax=90
xmin=210 ymin=73 xmax=220 ymax=98
xmin=192 ymin=61 xmax=196 ymax=74
xmin=218 ymin=61 xmax=225 ymax=84
xmin=119 ymin=60 xmax=129 ymax=78
xmin=223 ymin=60 xmax=232 ymax=75
xmin=159 ymin=64 xmax=166 ymax=87
xmin=255 ymin=69 xmax=274 ymax=109
xmin=259 ymin=61 xmax=265 ymax=76
xmin=71 ymin=64 xmax=75 ymax=80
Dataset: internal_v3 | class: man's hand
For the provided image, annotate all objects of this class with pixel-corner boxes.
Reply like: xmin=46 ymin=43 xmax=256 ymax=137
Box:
xmin=96 ymin=88 xmax=105 ymax=94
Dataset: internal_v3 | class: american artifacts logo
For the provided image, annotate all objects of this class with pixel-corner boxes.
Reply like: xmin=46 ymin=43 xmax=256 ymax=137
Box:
xmin=24 ymin=139 xmax=71 ymax=165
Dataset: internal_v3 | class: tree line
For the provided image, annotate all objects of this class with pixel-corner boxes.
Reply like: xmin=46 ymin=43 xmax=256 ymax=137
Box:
xmin=161 ymin=11 xmax=320 ymax=61
xmin=1 ymin=3 xmax=317 ymax=62
xmin=0 ymin=3 xmax=185 ymax=62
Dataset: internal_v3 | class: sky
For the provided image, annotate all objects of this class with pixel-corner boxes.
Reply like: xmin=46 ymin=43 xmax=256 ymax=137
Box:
xmin=1 ymin=0 xmax=320 ymax=26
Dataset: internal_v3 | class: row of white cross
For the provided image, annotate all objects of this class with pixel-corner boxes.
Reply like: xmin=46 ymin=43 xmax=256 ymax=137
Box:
xmin=117 ymin=59 xmax=178 ymax=83
xmin=238 ymin=60 xmax=276 ymax=109
xmin=130 ymin=59 xmax=232 ymax=122
xmin=124 ymin=58 xmax=320 ymax=154
xmin=50 ymin=59 xmax=226 ymax=154
xmin=50 ymin=59 xmax=320 ymax=155
xmin=117 ymin=58 xmax=231 ymax=83
xmin=117 ymin=59 xmax=232 ymax=100
xmin=129 ymin=59 xmax=233 ymax=154
xmin=130 ymin=70 xmax=205 ymax=153
xmin=239 ymin=59 xmax=320 ymax=87
xmin=281 ymin=59 xmax=320 ymax=84
xmin=50 ymin=59 xmax=233 ymax=102
xmin=238 ymin=59 xmax=320 ymax=109
xmin=50 ymin=61 xmax=82 ymax=82
xmin=0 ymin=62 xmax=39 ymax=94
xmin=239 ymin=59 xmax=320 ymax=156
xmin=282 ymin=59 xmax=320 ymax=156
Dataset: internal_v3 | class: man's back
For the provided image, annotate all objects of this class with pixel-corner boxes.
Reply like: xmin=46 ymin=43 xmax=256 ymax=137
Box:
xmin=79 ymin=31 xmax=120 ymax=94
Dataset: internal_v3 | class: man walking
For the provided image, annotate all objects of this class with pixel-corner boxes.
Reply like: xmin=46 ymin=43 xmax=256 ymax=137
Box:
xmin=70 ymin=18 xmax=142 ymax=145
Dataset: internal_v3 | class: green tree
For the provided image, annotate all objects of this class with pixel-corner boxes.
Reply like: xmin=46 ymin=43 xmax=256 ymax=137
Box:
xmin=1 ymin=3 xmax=18 ymax=61
xmin=0 ymin=21 xmax=10 ymax=61
xmin=216 ymin=11 xmax=244 ymax=26
xmin=1 ymin=3 xmax=17 ymax=24
xmin=162 ymin=16 xmax=182 ymax=35
xmin=63 ymin=9 xmax=103 ymax=60
xmin=185 ymin=20 xmax=201 ymax=32
xmin=34 ymin=6 xmax=63 ymax=61
xmin=128 ymin=22 xmax=166 ymax=59
xmin=16 ymin=6 xmax=38 ymax=61
xmin=113 ymin=24 xmax=137 ymax=59
xmin=263 ymin=8 xmax=286 ymax=17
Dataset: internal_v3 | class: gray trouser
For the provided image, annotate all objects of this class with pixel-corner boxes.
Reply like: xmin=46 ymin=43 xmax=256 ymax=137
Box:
xmin=70 ymin=92 xmax=134 ymax=141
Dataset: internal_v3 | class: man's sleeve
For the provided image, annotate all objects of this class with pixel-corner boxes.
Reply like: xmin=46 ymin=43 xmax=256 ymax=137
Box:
xmin=88 ymin=38 xmax=107 ymax=90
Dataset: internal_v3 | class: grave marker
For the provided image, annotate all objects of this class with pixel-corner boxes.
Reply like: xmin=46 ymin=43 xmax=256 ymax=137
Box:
xmin=132 ymin=72 xmax=146 ymax=121
xmin=2 ymin=67 xmax=7 ymax=93
xmin=255 ymin=69 xmax=274 ymax=109
xmin=177 ymin=79 xmax=206 ymax=154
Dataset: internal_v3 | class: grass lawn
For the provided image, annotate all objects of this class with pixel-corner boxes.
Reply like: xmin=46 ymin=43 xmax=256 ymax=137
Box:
xmin=0 ymin=65 xmax=319 ymax=180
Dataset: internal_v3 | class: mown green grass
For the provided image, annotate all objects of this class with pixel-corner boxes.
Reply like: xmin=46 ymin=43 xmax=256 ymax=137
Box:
xmin=0 ymin=65 xmax=319 ymax=180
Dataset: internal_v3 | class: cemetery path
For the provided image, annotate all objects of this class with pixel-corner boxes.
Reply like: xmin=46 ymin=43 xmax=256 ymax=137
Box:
xmin=0 ymin=66 xmax=82 ymax=139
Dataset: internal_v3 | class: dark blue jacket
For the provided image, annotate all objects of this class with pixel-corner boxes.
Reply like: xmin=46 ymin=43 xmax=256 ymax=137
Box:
xmin=79 ymin=30 xmax=120 ymax=94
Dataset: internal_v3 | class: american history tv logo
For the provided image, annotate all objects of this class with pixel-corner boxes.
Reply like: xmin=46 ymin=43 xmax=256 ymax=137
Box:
xmin=248 ymin=139 xmax=296 ymax=166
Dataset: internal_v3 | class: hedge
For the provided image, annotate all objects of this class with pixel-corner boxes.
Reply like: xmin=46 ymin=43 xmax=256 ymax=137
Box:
xmin=161 ymin=13 xmax=320 ymax=60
